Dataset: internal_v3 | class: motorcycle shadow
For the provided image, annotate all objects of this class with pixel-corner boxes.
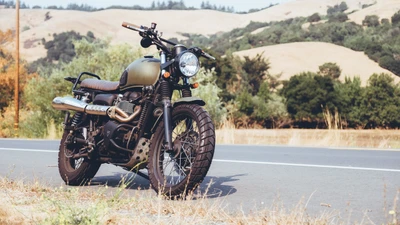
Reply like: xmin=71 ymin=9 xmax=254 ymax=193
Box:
xmin=196 ymin=174 xmax=245 ymax=199
xmin=90 ymin=172 xmax=245 ymax=199
xmin=90 ymin=172 xmax=151 ymax=190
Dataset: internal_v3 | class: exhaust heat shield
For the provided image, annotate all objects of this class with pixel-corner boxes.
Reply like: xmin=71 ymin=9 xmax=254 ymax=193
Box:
xmin=52 ymin=96 xmax=109 ymax=116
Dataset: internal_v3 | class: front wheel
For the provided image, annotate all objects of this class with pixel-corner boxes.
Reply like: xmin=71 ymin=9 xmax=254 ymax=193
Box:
xmin=148 ymin=104 xmax=215 ymax=197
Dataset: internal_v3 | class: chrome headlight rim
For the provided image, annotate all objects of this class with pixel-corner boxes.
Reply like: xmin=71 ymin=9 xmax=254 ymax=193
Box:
xmin=175 ymin=51 xmax=200 ymax=78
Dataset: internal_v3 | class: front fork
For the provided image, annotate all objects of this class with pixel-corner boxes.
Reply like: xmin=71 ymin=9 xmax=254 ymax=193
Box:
xmin=160 ymin=51 xmax=192 ymax=151
xmin=160 ymin=51 xmax=173 ymax=151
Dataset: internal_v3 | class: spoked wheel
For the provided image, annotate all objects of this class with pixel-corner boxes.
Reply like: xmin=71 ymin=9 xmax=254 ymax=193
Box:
xmin=58 ymin=131 xmax=101 ymax=185
xmin=149 ymin=104 xmax=215 ymax=197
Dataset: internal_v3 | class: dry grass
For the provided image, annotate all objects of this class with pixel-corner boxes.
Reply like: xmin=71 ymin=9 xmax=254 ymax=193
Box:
xmin=0 ymin=176 xmax=338 ymax=225
xmin=216 ymin=128 xmax=400 ymax=149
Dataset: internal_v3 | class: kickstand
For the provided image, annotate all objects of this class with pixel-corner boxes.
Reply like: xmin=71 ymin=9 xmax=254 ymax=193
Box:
xmin=135 ymin=170 xmax=149 ymax=180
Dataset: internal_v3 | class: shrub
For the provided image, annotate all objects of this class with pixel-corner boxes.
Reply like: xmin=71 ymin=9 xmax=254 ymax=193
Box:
xmin=362 ymin=15 xmax=380 ymax=27
xmin=327 ymin=1 xmax=348 ymax=15
xmin=23 ymin=39 xmax=143 ymax=136
xmin=379 ymin=55 xmax=400 ymax=76
xmin=241 ymin=53 xmax=270 ymax=95
xmin=318 ymin=62 xmax=341 ymax=79
xmin=192 ymin=68 xmax=227 ymax=125
xmin=308 ymin=13 xmax=321 ymax=23
xmin=359 ymin=73 xmax=400 ymax=128
xmin=281 ymin=72 xmax=339 ymax=122
xmin=328 ymin=13 xmax=348 ymax=23
xmin=381 ymin=18 xmax=390 ymax=25
xmin=392 ymin=10 xmax=400 ymax=26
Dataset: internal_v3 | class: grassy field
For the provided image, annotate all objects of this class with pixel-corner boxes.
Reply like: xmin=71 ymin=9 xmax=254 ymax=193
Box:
xmin=0 ymin=175 xmax=339 ymax=225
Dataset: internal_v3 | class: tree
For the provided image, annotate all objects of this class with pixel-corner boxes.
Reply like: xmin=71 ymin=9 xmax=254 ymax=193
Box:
xmin=379 ymin=55 xmax=400 ymax=76
xmin=308 ymin=13 xmax=321 ymax=23
xmin=392 ymin=10 xmax=400 ymax=26
xmin=359 ymin=73 xmax=400 ymax=128
xmin=318 ymin=62 xmax=341 ymax=79
xmin=0 ymin=30 xmax=36 ymax=113
xmin=328 ymin=12 xmax=348 ymax=23
xmin=192 ymin=69 xmax=227 ymax=125
xmin=381 ymin=18 xmax=390 ymax=25
xmin=281 ymin=72 xmax=339 ymax=122
xmin=334 ymin=76 xmax=364 ymax=127
xmin=339 ymin=1 xmax=348 ymax=12
xmin=362 ymin=15 xmax=380 ymax=27
xmin=241 ymin=53 xmax=270 ymax=95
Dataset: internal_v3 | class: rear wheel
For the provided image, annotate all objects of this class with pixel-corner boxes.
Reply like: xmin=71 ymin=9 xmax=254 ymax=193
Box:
xmin=58 ymin=131 xmax=101 ymax=185
xmin=148 ymin=104 xmax=215 ymax=197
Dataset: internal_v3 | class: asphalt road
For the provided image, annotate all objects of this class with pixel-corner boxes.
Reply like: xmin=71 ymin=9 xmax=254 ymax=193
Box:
xmin=0 ymin=139 xmax=399 ymax=223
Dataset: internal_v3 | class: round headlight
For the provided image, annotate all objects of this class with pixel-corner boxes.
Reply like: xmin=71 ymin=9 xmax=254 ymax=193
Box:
xmin=178 ymin=52 xmax=200 ymax=77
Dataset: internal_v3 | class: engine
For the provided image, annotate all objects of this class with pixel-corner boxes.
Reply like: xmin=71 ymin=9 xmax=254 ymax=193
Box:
xmin=99 ymin=91 xmax=141 ymax=157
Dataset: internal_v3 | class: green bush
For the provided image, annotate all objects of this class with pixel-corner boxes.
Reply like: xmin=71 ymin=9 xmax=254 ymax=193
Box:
xmin=23 ymin=39 xmax=143 ymax=136
xmin=334 ymin=77 xmax=364 ymax=128
xmin=328 ymin=13 xmax=348 ymax=23
xmin=379 ymin=55 xmax=400 ymax=75
xmin=392 ymin=10 xmax=400 ymax=26
xmin=318 ymin=62 xmax=341 ymax=79
xmin=362 ymin=15 xmax=380 ymax=27
xmin=192 ymin=68 xmax=227 ymax=126
xmin=359 ymin=73 xmax=400 ymax=128
xmin=281 ymin=72 xmax=339 ymax=122
xmin=308 ymin=13 xmax=321 ymax=23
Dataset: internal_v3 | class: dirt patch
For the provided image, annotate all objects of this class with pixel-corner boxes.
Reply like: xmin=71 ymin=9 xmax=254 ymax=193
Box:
xmin=23 ymin=38 xmax=41 ymax=49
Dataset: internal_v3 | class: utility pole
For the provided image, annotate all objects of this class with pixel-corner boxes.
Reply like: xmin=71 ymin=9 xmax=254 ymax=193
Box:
xmin=14 ymin=0 xmax=19 ymax=134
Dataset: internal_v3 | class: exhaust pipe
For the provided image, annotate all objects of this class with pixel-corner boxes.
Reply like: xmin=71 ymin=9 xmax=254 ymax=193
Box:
xmin=52 ymin=96 xmax=110 ymax=116
xmin=52 ymin=96 xmax=142 ymax=122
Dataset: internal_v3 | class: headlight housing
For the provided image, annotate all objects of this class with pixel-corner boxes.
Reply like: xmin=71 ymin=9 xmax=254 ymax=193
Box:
xmin=176 ymin=51 xmax=200 ymax=77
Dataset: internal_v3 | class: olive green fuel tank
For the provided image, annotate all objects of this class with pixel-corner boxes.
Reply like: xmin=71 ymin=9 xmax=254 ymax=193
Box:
xmin=119 ymin=57 xmax=161 ymax=90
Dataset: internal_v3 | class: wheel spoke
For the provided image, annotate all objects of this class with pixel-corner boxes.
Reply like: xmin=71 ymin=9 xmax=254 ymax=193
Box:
xmin=157 ymin=115 xmax=200 ymax=187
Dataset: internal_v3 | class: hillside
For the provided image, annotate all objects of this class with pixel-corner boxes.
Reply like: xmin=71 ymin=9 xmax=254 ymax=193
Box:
xmin=0 ymin=0 xmax=392 ymax=61
xmin=348 ymin=0 xmax=400 ymax=24
xmin=233 ymin=42 xmax=399 ymax=85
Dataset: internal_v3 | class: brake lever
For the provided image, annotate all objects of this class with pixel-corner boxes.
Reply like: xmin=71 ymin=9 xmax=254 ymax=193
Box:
xmin=202 ymin=52 xmax=216 ymax=60
xmin=190 ymin=47 xmax=215 ymax=60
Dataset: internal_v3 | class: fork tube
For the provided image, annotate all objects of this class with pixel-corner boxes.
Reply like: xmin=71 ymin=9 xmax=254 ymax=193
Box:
xmin=160 ymin=51 xmax=173 ymax=151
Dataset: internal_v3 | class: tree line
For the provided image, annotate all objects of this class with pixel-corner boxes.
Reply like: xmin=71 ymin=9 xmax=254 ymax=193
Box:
xmin=0 ymin=0 xmax=268 ymax=14
xmin=177 ymin=4 xmax=400 ymax=76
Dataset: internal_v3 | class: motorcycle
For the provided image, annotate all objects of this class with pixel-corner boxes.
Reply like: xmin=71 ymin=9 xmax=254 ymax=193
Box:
xmin=51 ymin=22 xmax=216 ymax=197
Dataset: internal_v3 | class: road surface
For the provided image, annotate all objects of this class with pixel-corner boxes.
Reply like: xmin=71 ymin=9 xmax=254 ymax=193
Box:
xmin=0 ymin=139 xmax=399 ymax=223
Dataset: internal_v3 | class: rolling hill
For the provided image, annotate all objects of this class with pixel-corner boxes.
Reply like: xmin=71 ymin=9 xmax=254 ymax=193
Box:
xmin=233 ymin=42 xmax=399 ymax=85
xmin=0 ymin=0 xmax=396 ymax=62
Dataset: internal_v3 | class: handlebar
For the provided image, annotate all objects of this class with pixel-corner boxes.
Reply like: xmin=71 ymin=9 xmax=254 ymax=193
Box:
xmin=122 ymin=21 xmax=215 ymax=60
xmin=122 ymin=21 xmax=146 ymax=33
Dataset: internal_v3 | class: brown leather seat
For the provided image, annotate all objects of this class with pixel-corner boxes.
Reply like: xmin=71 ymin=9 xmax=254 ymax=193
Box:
xmin=80 ymin=79 xmax=119 ymax=91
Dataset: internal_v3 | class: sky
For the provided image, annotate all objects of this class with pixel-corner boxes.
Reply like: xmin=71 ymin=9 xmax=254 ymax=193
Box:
xmin=20 ymin=0 xmax=292 ymax=12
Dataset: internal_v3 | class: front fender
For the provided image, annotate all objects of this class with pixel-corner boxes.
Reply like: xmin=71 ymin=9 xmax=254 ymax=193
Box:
xmin=173 ymin=97 xmax=205 ymax=107
xmin=150 ymin=97 xmax=205 ymax=134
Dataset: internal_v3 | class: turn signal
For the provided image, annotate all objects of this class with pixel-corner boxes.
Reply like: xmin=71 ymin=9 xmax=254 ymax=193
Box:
xmin=191 ymin=82 xmax=199 ymax=89
xmin=163 ymin=72 xmax=171 ymax=79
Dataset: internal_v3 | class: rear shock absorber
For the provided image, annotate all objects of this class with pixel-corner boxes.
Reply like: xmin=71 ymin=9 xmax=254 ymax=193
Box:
xmin=71 ymin=112 xmax=83 ymax=127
